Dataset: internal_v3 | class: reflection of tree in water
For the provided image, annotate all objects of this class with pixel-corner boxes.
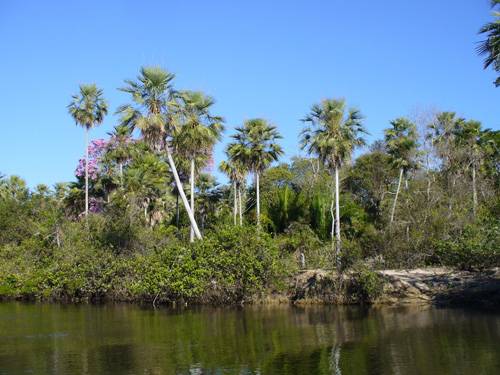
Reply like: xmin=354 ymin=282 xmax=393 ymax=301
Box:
xmin=2 ymin=303 xmax=500 ymax=374
xmin=330 ymin=344 xmax=342 ymax=375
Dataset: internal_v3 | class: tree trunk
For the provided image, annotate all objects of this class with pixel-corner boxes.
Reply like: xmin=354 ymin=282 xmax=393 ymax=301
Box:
xmin=119 ymin=162 xmax=123 ymax=187
xmin=85 ymin=127 xmax=89 ymax=217
xmin=330 ymin=195 xmax=335 ymax=252
xmin=334 ymin=167 xmax=341 ymax=267
xmin=176 ymin=190 xmax=180 ymax=229
xmin=233 ymin=181 xmax=237 ymax=225
xmin=255 ymin=172 xmax=260 ymax=227
xmin=238 ymin=185 xmax=243 ymax=226
xmin=190 ymin=158 xmax=195 ymax=242
xmin=426 ymin=174 xmax=431 ymax=202
xmin=390 ymin=168 xmax=404 ymax=225
xmin=472 ymin=162 xmax=477 ymax=218
xmin=166 ymin=149 xmax=202 ymax=240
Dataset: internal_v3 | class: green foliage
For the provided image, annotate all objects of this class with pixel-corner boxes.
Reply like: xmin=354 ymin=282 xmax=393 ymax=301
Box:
xmin=348 ymin=264 xmax=384 ymax=302
xmin=478 ymin=0 xmax=500 ymax=86
xmin=0 ymin=209 xmax=291 ymax=303
xmin=197 ymin=225 xmax=289 ymax=302
xmin=434 ymin=217 xmax=500 ymax=270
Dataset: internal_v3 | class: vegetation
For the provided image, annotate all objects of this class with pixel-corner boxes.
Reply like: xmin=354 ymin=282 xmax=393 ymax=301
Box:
xmin=478 ymin=0 xmax=500 ymax=86
xmin=1 ymin=66 xmax=499 ymax=305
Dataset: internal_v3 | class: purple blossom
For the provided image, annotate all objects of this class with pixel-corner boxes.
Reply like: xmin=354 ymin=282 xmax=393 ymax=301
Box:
xmin=75 ymin=139 xmax=108 ymax=180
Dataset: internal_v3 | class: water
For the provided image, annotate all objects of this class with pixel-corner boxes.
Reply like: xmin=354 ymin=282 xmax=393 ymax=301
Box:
xmin=0 ymin=302 xmax=499 ymax=374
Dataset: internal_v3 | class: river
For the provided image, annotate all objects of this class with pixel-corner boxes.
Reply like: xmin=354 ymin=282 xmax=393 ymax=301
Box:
xmin=0 ymin=302 xmax=499 ymax=374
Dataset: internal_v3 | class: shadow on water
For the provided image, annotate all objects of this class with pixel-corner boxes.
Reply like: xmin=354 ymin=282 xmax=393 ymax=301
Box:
xmin=0 ymin=302 xmax=499 ymax=374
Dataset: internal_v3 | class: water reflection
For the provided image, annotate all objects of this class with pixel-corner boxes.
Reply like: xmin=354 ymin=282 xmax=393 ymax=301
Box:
xmin=0 ymin=303 xmax=499 ymax=374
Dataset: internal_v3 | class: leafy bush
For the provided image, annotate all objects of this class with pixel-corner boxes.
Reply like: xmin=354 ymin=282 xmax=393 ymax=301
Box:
xmin=434 ymin=218 xmax=500 ymax=270
xmin=197 ymin=225 xmax=290 ymax=302
xmin=0 ymin=222 xmax=293 ymax=304
xmin=348 ymin=264 xmax=384 ymax=302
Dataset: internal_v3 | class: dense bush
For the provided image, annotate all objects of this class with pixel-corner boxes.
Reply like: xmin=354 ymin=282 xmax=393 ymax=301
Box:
xmin=0 ymin=219 xmax=291 ymax=304
xmin=434 ymin=217 xmax=500 ymax=270
xmin=347 ymin=264 xmax=384 ymax=302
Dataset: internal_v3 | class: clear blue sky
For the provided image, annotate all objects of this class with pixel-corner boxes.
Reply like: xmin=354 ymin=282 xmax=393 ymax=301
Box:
xmin=1 ymin=0 xmax=498 ymax=187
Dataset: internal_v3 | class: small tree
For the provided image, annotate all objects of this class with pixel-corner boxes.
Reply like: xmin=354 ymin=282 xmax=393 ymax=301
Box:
xmin=68 ymin=84 xmax=108 ymax=217
xmin=172 ymin=91 xmax=224 ymax=241
xmin=384 ymin=117 xmax=419 ymax=225
xmin=228 ymin=119 xmax=283 ymax=227
xmin=301 ymin=98 xmax=366 ymax=266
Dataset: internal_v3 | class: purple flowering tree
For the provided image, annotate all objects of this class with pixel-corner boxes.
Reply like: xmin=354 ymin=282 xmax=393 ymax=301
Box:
xmin=75 ymin=139 xmax=108 ymax=181
xmin=68 ymin=84 xmax=108 ymax=216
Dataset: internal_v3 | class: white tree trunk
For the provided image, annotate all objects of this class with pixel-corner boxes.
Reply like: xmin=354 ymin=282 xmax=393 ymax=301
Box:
xmin=166 ymin=149 xmax=202 ymax=240
xmin=390 ymin=168 xmax=404 ymax=225
xmin=238 ymin=185 xmax=243 ymax=226
xmin=233 ymin=181 xmax=237 ymax=225
xmin=119 ymin=162 xmax=123 ymax=186
xmin=85 ymin=127 xmax=89 ymax=217
xmin=256 ymin=172 xmax=260 ymax=227
xmin=472 ymin=162 xmax=477 ymax=217
xmin=334 ymin=166 xmax=341 ymax=265
xmin=330 ymin=196 xmax=335 ymax=244
xmin=190 ymin=158 xmax=195 ymax=242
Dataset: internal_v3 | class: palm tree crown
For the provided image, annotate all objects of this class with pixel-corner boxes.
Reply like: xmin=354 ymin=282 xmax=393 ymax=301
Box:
xmin=219 ymin=159 xmax=244 ymax=185
xmin=300 ymin=99 xmax=366 ymax=171
xmin=117 ymin=66 xmax=175 ymax=149
xmin=478 ymin=0 xmax=500 ymax=86
xmin=68 ymin=84 xmax=108 ymax=129
xmin=384 ymin=117 xmax=419 ymax=172
xmin=228 ymin=118 xmax=283 ymax=173
xmin=172 ymin=90 xmax=224 ymax=166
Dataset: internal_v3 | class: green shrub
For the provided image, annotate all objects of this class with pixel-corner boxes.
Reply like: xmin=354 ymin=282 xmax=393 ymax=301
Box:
xmin=348 ymin=264 xmax=384 ymax=302
xmin=197 ymin=225 xmax=291 ymax=302
xmin=434 ymin=218 xmax=500 ymax=270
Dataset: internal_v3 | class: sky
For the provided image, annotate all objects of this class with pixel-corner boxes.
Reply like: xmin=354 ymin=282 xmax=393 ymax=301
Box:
xmin=0 ymin=0 xmax=499 ymax=188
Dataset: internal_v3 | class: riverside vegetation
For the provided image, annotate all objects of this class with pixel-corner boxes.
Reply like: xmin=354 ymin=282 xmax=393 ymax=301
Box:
xmin=1 ymin=63 xmax=499 ymax=305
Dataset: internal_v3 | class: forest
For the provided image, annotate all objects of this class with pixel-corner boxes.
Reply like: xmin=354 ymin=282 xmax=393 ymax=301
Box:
xmin=0 ymin=64 xmax=498 ymax=304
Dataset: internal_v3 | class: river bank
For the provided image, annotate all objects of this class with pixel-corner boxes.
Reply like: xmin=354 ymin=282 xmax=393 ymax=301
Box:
xmin=2 ymin=266 xmax=499 ymax=308
xmin=288 ymin=267 xmax=500 ymax=308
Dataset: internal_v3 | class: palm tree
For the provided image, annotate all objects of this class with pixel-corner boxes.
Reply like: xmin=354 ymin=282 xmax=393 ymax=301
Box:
xmin=301 ymin=98 xmax=366 ymax=264
xmin=172 ymin=91 xmax=224 ymax=241
xmin=384 ymin=118 xmax=419 ymax=225
xmin=228 ymin=119 xmax=283 ymax=227
xmin=117 ymin=66 xmax=202 ymax=239
xmin=219 ymin=159 xmax=246 ymax=225
xmin=478 ymin=0 xmax=500 ymax=86
xmin=106 ymin=124 xmax=133 ymax=186
xmin=454 ymin=120 xmax=484 ymax=217
xmin=68 ymin=84 xmax=108 ymax=217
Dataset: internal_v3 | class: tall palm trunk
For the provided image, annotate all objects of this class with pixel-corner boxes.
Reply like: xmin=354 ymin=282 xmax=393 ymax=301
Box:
xmin=472 ymin=162 xmax=477 ymax=217
xmin=176 ymin=190 xmax=180 ymax=228
xmin=233 ymin=181 xmax=237 ymax=225
xmin=390 ymin=168 xmax=404 ymax=225
xmin=166 ymin=148 xmax=202 ymax=240
xmin=334 ymin=166 xmax=341 ymax=265
xmin=238 ymin=185 xmax=243 ymax=226
xmin=84 ymin=126 xmax=89 ymax=216
xmin=255 ymin=171 xmax=260 ymax=227
xmin=330 ymin=195 xmax=335 ymax=250
xmin=119 ymin=162 xmax=123 ymax=187
xmin=190 ymin=158 xmax=195 ymax=242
